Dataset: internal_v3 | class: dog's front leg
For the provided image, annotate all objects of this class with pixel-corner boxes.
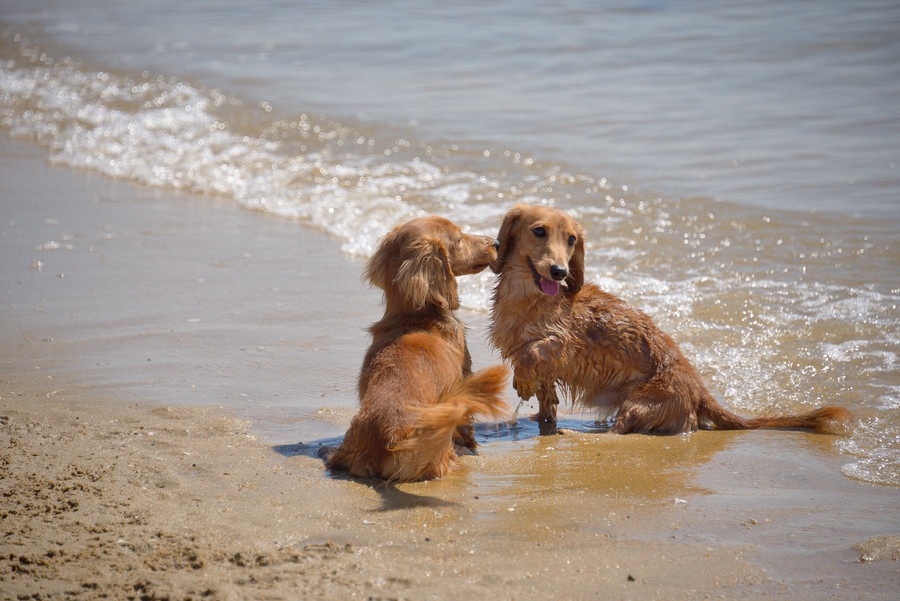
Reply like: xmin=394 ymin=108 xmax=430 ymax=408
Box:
xmin=512 ymin=365 xmax=558 ymax=428
xmin=452 ymin=424 xmax=477 ymax=455
xmin=511 ymin=340 xmax=546 ymax=400
xmin=534 ymin=381 xmax=559 ymax=427
xmin=511 ymin=337 xmax=562 ymax=427
xmin=511 ymin=366 xmax=556 ymax=429
xmin=512 ymin=364 xmax=539 ymax=401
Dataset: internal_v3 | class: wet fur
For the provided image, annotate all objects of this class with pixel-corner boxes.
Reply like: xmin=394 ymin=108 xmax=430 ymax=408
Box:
xmin=489 ymin=204 xmax=852 ymax=435
xmin=325 ymin=216 xmax=508 ymax=481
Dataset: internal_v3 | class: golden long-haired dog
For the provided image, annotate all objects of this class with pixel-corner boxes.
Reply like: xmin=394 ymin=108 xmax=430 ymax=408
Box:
xmin=325 ymin=216 xmax=508 ymax=481
xmin=489 ymin=204 xmax=851 ymax=435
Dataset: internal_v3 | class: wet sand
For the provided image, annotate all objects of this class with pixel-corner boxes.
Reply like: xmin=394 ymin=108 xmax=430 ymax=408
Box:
xmin=1 ymin=136 xmax=898 ymax=600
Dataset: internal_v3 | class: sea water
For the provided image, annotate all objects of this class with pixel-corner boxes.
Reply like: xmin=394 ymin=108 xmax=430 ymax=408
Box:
xmin=1 ymin=0 xmax=897 ymax=485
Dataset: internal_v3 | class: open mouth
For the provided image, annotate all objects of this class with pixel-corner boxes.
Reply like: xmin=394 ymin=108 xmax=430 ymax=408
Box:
xmin=527 ymin=257 xmax=562 ymax=297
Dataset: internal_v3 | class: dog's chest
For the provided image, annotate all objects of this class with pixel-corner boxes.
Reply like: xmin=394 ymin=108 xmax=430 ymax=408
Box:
xmin=491 ymin=295 xmax=567 ymax=356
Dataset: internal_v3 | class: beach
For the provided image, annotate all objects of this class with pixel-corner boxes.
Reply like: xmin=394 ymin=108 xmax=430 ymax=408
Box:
xmin=4 ymin=0 xmax=900 ymax=488
xmin=2 ymin=136 xmax=898 ymax=600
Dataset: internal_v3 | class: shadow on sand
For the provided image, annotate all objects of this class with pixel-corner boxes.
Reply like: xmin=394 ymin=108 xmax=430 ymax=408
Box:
xmin=271 ymin=416 xmax=611 ymax=510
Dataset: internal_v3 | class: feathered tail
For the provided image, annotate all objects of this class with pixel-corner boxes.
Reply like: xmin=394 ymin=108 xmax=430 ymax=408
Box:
xmin=700 ymin=397 xmax=852 ymax=434
xmin=388 ymin=365 xmax=509 ymax=481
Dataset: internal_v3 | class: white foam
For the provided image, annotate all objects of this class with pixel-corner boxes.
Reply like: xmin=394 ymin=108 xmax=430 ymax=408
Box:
xmin=0 ymin=58 xmax=504 ymax=276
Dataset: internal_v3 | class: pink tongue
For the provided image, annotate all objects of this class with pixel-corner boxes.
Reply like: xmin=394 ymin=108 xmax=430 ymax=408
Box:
xmin=540 ymin=277 xmax=560 ymax=296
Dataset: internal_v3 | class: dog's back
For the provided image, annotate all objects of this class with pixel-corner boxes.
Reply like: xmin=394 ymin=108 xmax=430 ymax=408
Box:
xmin=326 ymin=217 xmax=507 ymax=481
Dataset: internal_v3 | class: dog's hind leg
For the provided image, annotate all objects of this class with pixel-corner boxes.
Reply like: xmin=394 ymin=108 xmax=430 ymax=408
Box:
xmin=611 ymin=385 xmax=699 ymax=435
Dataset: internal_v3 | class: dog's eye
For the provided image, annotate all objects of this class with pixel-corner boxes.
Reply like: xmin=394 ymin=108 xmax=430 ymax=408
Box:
xmin=532 ymin=227 xmax=546 ymax=238
xmin=567 ymin=235 xmax=577 ymax=246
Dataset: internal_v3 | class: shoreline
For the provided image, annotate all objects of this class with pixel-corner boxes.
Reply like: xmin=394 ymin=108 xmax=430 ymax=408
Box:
xmin=2 ymin=136 xmax=898 ymax=599
xmin=4 ymin=372 xmax=899 ymax=600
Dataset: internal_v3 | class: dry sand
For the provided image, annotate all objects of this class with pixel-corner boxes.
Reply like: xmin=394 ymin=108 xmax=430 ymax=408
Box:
xmin=2 ymin=136 xmax=898 ymax=600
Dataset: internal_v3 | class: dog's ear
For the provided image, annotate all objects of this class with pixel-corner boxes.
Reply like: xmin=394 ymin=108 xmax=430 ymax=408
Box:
xmin=395 ymin=237 xmax=459 ymax=311
xmin=367 ymin=225 xmax=459 ymax=311
xmin=566 ymin=221 xmax=585 ymax=295
xmin=490 ymin=205 xmax=524 ymax=274
xmin=365 ymin=226 xmax=401 ymax=292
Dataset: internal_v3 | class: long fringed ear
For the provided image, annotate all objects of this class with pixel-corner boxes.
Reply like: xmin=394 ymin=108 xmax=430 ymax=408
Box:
xmin=566 ymin=222 xmax=585 ymax=295
xmin=365 ymin=226 xmax=400 ymax=291
xmin=366 ymin=224 xmax=459 ymax=312
xmin=395 ymin=237 xmax=458 ymax=311
xmin=490 ymin=205 xmax=524 ymax=274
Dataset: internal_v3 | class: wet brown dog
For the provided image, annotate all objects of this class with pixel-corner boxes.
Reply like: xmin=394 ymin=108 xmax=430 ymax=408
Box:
xmin=325 ymin=216 xmax=508 ymax=481
xmin=489 ymin=204 xmax=851 ymax=435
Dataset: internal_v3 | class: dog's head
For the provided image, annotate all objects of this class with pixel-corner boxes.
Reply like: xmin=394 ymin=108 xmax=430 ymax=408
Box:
xmin=366 ymin=216 xmax=499 ymax=312
xmin=491 ymin=204 xmax=584 ymax=297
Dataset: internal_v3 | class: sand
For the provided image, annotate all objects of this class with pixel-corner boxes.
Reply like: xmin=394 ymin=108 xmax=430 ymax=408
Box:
xmin=1 ymin=136 xmax=898 ymax=600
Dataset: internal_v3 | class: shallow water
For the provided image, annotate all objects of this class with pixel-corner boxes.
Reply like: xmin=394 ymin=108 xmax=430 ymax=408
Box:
xmin=1 ymin=1 xmax=897 ymax=486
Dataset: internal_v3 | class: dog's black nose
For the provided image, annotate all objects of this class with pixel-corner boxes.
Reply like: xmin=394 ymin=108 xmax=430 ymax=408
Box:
xmin=492 ymin=239 xmax=500 ymax=250
xmin=550 ymin=265 xmax=568 ymax=281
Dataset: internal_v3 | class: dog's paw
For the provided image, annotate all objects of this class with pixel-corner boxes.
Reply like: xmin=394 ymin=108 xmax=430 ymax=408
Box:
xmin=453 ymin=443 xmax=478 ymax=457
xmin=513 ymin=373 xmax=537 ymax=400
xmin=532 ymin=414 xmax=558 ymax=435
xmin=452 ymin=424 xmax=477 ymax=452
xmin=317 ymin=445 xmax=338 ymax=460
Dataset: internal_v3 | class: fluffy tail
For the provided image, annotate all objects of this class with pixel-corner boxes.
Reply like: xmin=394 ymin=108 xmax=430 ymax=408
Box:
xmin=388 ymin=365 xmax=509 ymax=481
xmin=700 ymin=397 xmax=852 ymax=434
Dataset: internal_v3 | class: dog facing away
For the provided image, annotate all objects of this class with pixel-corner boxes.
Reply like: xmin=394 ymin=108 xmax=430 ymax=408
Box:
xmin=325 ymin=216 xmax=508 ymax=481
xmin=489 ymin=204 xmax=851 ymax=435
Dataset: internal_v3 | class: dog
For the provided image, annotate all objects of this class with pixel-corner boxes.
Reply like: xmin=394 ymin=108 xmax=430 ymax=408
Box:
xmin=325 ymin=216 xmax=508 ymax=481
xmin=489 ymin=204 xmax=851 ymax=435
